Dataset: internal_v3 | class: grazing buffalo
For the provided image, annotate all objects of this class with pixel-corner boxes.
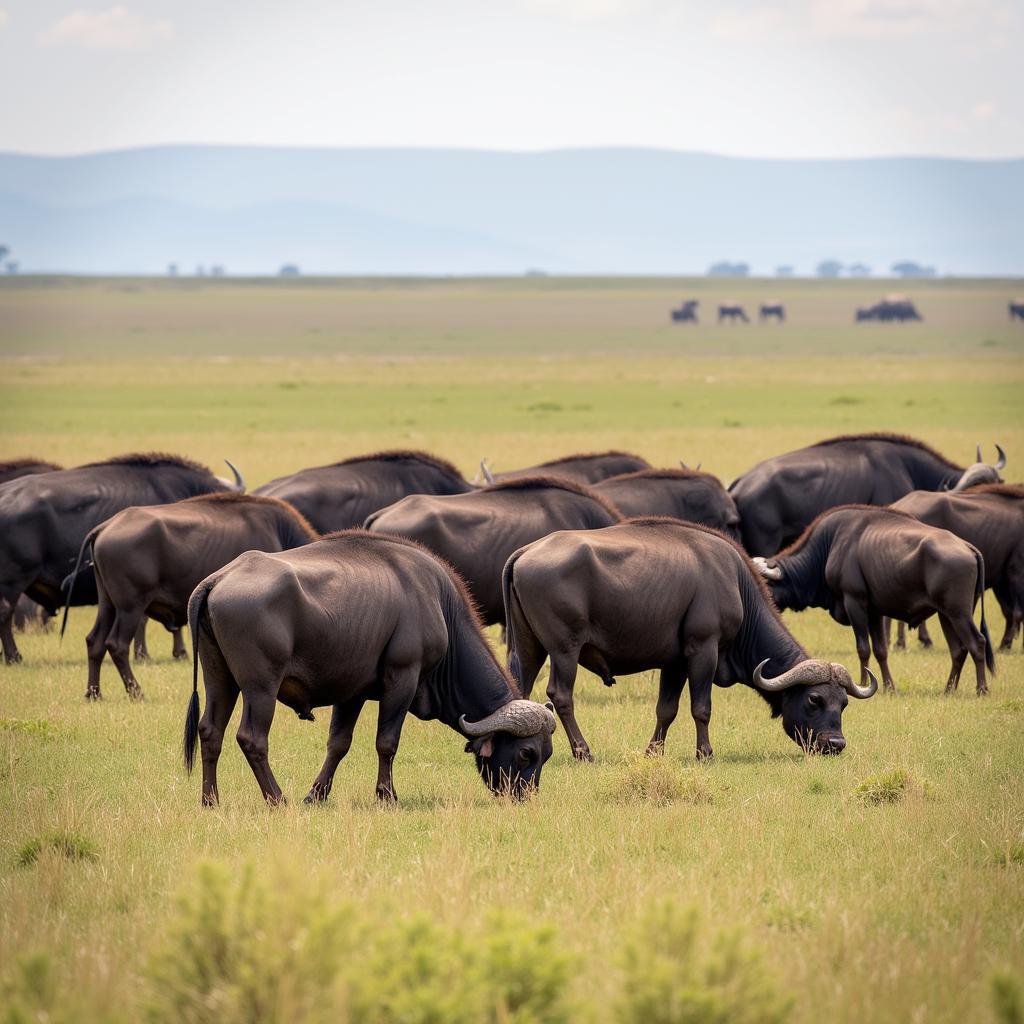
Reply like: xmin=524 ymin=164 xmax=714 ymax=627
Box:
xmin=671 ymin=300 xmax=699 ymax=323
xmin=892 ymin=483 xmax=1024 ymax=651
xmin=729 ymin=432 xmax=1006 ymax=556
xmin=183 ymin=532 xmax=557 ymax=805
xmin=254 ymin=450 xmax=473 ymax=534
xmin=479 ymin=450 xmax=650 ymax=486
xmin=0 ymin=458 xmax=62 ymax=486
xmin=594 ymin=468 xmax=740 ymax=537
xmin=856 ymin=296 xmax=922 ymax=322
xmin=753 ymin=506 xmax=994 ymax=696
xmin=0 ymin=453 xmax=243 ymax=666
xmin=366 ymin=477 xmax=622 ymax=625
xmin=13 ymin=595 xmax=52 ymax=632
xmin=718 ymin=304 xmax=749 ymax=323
xmin=1008 ymin=301 xmax=1024 ymax=322
xmin=64 ymin=494 xmax=318 ymax=701
xmin=759 ymin=303 xmax=785 ymax=322
xmin=503 ymin=518 xmax=875 ymax=761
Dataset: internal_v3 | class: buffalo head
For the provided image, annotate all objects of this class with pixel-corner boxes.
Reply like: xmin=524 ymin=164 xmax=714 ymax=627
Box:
xmin=754 ymin=658 xmax=877 ymax=754
xmin=950 ymin=444 xmax=1006 ymax=491
xmin=461 ymin=699 xmax=557 ymax=798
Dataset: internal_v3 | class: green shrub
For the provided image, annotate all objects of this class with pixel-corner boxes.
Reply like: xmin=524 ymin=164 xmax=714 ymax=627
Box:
xmin=992 ymin=969 xmax=1024 ymax=1024
xmin=855 ymin=767 xmax=931 ymax=805
xmin=145 ymin=861 xmax=575 ymax=1024
xmin=15 ymin=831 xmax=98 ymax=867
xmin=605 ymin=753 xmax=714 ymax=807
xmin=615 ymin=902 xmax=792 ymax=1024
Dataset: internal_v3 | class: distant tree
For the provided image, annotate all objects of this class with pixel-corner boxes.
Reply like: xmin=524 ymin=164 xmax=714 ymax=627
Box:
xmin=775 ymin=265 xmax=794 ymax=277
xmin=707 ymin=261 xmax=749 ymax=278
xmin=816 ymin=259 xmax=844 ymax=278
xmin=847 ymin=262 xmax=871 ymax=276
xmin=0 ymin=245 xmax=8 ymax=265
xmin=524 ymin=268 xmax=547 ymax=277
xmin=167 ymin=263 xmax=178 ymax=277
xmin=279 ymin=264 xmax=301 ymax=277
xmin=210 ymin=265 xmax=225 ymax=277
xmin=892 ymin=261 xmax=936 ymax=278
xmin=5 ymin=261 xmax=19 ymax=275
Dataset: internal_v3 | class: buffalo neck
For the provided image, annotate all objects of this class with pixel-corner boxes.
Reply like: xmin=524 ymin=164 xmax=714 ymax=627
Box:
xmin=423 ymin=586 xmax=517 ymax=731
xmin=774 ymin=519 xmax=836 ymax=612
xmin=729 ymin=568 xmax=807 ymax=684
xmin=901 ymin=446 xmax=963 ymax=491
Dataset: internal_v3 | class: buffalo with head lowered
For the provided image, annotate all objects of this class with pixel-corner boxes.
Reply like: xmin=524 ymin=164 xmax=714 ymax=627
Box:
xmin=503 ymin=517 xmax=875 ymax=762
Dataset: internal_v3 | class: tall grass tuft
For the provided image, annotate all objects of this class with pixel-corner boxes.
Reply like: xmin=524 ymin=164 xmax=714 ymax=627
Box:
xmin=604 ymin=752 xmax=715 ymax=807
xmin=614 ymin=902 xmax=793 ymax=1024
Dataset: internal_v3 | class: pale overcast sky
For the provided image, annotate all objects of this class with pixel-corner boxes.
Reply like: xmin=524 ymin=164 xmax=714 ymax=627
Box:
xmin=1 ymin=0 xmax=1021 ymax=158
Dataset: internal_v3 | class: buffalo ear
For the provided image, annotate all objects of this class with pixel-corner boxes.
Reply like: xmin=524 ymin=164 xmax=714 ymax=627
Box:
xmin=465 ymin=736 xmax=495 ymax=758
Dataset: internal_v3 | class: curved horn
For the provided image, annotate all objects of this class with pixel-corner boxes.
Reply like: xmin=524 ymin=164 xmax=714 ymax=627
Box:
xmin=752 ymin=556 xmax=783 ymax=581
xmin=224 ymin=459 xmax=245 ymax=492
xmin=753 ymin=658 xmax=833 ymax=692
xmin=994 ymin=443 xmax=1007 ymax=471
xmin=480 ymin=458 xmax=495 ymax=485
xmin=976 ymin=443 xmax=983 ymax=464
xmin=460 ymin=699 xmax=556 ymax=737
xmin=695 ymin=463 xmax=702 ymax=472
xmin=680 ymin=460 xmax=689 ymax=470
xmin=841 ymin=664 xmax=878 ymax=700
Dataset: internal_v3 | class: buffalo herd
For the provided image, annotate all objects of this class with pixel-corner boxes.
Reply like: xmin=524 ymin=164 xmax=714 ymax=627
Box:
xmin=1 ymin=431 xmax=1019 ymax=806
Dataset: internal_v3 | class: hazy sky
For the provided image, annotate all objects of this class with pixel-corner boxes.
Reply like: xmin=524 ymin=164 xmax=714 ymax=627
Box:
xmin=1 ymin=0 xmax=1022 ymax=158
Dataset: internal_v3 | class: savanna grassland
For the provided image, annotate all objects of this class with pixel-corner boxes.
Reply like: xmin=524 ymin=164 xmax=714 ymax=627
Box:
xmin=1 ymin=276 xmax=1023 ymax=1024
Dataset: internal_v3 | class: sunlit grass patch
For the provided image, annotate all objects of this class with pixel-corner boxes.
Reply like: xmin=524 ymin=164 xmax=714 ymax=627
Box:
xmin=15 ymin=831 xmax=99 ymax=868
xmin=854 ymin=767 xmax=933 ymax=805
xmin=0 ymin=717 xmax=58 ymax=739
xmin=604 ymin=751 xmax=716 ymax=807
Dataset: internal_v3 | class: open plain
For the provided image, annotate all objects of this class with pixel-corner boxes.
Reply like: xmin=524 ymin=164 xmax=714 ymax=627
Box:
xmin=1 ymin=276 xmax=1023 ymax=1023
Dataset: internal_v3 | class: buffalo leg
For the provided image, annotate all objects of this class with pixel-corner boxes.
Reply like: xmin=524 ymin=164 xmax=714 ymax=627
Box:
xmin=646 ymin=668 xmax=684 ymax=755
xmin=196 ymin=638 xmax=240 ymax=806
xmin=236 ymin=688 xmax=284 ymax=804
xmin=995 ymin=584 xmax=1021 ymax=651
xmin=942 ymin=611 xmax=989 ymax=696
xmin=0 ymin=595 xmax=23 ymax=664
xmin=917 ymin=619 xmax=934 ymax=648
xmin=106 ymin=611 xmax=146 ymax=699
xmin=937 ymin=614 xmax=969 ymax=695
xmin=304 ymin=697 xmax=367 ymax=803
xmin=867 ymin=614 xmax=897 ymax=694
xmin=374 ymin=665 xmax=420 ymax=803
xmin=685 ymin=640 xmax=718 ymax=760
xmin=891 ymin=619 xmax=906 ymax=651
xmin=845 ymin=597 xmax=889 ymax=693
xmin=133 ymin=621 xmax=150 ymax=661
xmin=546 ymin=653 xmax=591 ymax=761
xmin=172 ymin=628 xmax=188 ymax=661
xmin=84 ymin=595 xmax=116 ymax=700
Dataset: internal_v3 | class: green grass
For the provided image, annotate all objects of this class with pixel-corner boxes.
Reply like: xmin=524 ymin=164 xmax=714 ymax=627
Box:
xmin=1 ymin=276 xmax=1023 ymax=1022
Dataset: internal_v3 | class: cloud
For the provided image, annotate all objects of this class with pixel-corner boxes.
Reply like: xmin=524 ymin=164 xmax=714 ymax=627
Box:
xmin=521 ymin=0 xmax=644 ymax=22
xmin=971 ymin=100 xmax=996 ymax=119
xmin=42 ymin=6 xmax=172 ymax=50
xmin=0 ymin=9 xmax=8 ymax=29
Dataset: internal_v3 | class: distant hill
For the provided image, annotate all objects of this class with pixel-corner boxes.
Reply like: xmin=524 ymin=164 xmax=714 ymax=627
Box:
xmin=1 ymin=146 xmax=1021 ymax=275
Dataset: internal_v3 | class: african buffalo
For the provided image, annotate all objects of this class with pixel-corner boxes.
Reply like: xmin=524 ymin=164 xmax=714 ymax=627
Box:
xmin=856 ymin=296 xmax=922 ymax=322
xmin=594 ymin=468 xmax=740 ymax=536
xmin=0 ymin=453 xmax=243 ymax=666
xmin=1010 ymin=301 xmax=1024 ymax=322
xmin=64 ymin=494 xmax=318 ymax=701
xmin=671 ymin=300 xmax=699 ymax=324
xmin=254 ymin=450 xmax=473 ymax=534
xmin=730 ymin=432 xmax=1006 ymax=556
xmin=892 ymin=483 xmax=1024 ymax=651
xmin=759 ymin=303 xmax=785 ymax=322
xmin=718 ymin=304 xmax=749 ymax=323
xmin=183 ymin=532 xmax=557 ymax=805
xmin=753 ymin=505 xmax=994 ymax=696
xmin=478 ymin=450 xmax=650 ymax=486
xmin=366 ymin=477 xmax=622 ymax=625
xmin=0 ymin=459 xmax=62 ymax=486
xmin=503 ymin=517 xmax=875 ymax=761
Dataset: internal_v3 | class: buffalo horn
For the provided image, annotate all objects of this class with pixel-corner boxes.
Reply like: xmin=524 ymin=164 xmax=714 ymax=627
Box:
xmin=480 ymin=459 xmax=495 ymax=485
xmin=753 ymin=658 xmax=877 ymax=699
xmin=460 ymin=699 xmax=557 ymax=737
xmin=995 ymin=443 xmax=1007 ymax=471
xmin=752 ymin=556 xmax=783 ymax=581
xmin=976 ymin=443 xmax=983 ymax=463
xmin=224 ymin=459 xmax=246 ymax=492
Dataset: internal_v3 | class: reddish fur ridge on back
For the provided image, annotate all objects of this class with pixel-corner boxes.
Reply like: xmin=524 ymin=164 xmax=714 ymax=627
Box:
xmin=315 ymin=529 xmax=520 ymax=692
xmin=774 ymin=503 xmax=921 ymax=559
xmin=0 ymin=458 xmax=62 ymax=474
xmin=82 ymin=451 xmax=212 ymax=474
xmin=602 ymin=467 xmax=717 ymax=484
xmin=180 ymin=492 xmax=319 ymax=538
xmin=532 ymin=450 xmax=649 ymax=468
xmin=963 ymin=483 xmax=1024 ymax=499
xmin=481 ymin=475 xmax=623 ymax=519
xmin=330 ymin=449 xmax=465 ymax=480
xmin=811 ymin=432 xmax=963 ymax=471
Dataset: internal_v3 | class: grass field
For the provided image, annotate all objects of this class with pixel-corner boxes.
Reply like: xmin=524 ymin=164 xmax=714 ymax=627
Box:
xmin=1 ymin=276 xmax=1023 ymax=1023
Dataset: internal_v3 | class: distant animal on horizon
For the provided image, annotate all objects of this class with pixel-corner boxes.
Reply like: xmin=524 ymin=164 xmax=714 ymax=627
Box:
xmin=759 ymin=303 xmax=785 ymax=322
xmin=856 ymin=295 xmax=922 ymax=322
xmin=718 ymin=303 xmax=749 ymax=323
xmin=671 ymin=299 xmax=698 ymax=323
xmin=1010 ymin=300 xmax=1024 ymax=322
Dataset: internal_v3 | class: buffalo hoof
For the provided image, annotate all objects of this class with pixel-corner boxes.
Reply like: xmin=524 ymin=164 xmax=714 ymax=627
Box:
xmin=919 ymin=639 xmax=934 ymax=650
xmin=4 ymin=653 xmax=23 ymax=665
xmin=572 ymin=747 xmax=595 ymax=762
xmin=173 ymin=650 xmax=189 ymax=661
xmin=126 ymin=686 xmax=145 ymax=702
xmin=696 ymin=746 xmax=714 ymax=761
xmin=303 ymin=789 xmax=329 ymax=805
xmin=375 ymin=787 xmax=398 ymax=805
xmin=84 ymin=689 xmax=101 ymax=702
xmin=976 ymin=687 xmax=989 ymax=698
xmin=133 ymin=650 xmax=150 ymax=663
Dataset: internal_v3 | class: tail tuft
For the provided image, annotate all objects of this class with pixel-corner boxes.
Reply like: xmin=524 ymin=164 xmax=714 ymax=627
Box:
xmin=183 ymin=689 xmax=200 ymax=773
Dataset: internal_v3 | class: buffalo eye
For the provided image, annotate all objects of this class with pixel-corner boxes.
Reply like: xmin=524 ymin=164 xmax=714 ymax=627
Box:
xmin=806 ymin=693 xmax=824 ymax=709
xmin=517 ymin=748 xmax=537 ymax=765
